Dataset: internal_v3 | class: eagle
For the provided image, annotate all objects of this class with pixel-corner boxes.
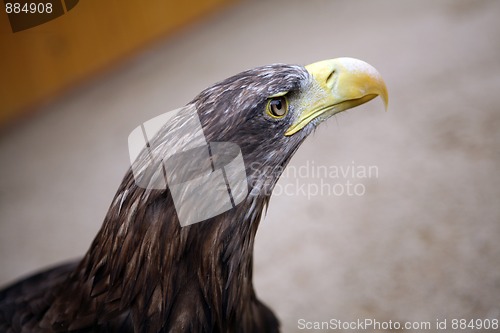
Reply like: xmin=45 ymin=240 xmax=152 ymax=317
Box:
xmin=0 ymin=58 xmax=388 ymax=333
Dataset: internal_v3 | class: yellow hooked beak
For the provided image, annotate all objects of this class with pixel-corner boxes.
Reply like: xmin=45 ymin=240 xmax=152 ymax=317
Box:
xmin=285 ymin=57 xmax=388 ymax=136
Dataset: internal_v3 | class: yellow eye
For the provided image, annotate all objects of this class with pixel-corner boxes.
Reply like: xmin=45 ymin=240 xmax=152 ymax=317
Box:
xmin=266 ymin=96 xmax=288 ymax=119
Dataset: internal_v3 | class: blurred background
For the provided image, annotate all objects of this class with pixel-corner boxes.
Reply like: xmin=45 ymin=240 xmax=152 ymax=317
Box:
xmin=1 ymin=0 xmax=499 ymax=331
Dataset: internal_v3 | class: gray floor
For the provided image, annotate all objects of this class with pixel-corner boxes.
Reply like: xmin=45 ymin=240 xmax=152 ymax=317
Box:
xmin=1 ymin=0 xmax=500 ymax=331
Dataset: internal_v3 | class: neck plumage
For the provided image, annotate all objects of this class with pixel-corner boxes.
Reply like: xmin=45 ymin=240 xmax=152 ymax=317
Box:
xmin=46 ymin=169 xmax=278 ymax=332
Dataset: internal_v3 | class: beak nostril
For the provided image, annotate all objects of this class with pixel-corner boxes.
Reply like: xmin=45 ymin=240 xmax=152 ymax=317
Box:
xmin=326 ymin=70 xmax=336 ymax=88
xmin=288 ymin=58 xmax=388 ymax=136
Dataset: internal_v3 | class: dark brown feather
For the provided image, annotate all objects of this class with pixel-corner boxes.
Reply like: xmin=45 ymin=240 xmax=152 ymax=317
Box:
xmin=0 ymin=64 xmax=312 ymax=332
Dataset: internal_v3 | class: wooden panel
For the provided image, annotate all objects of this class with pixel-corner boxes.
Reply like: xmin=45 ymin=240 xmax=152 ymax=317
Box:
xmin=0 ymin=0 xmax=233 ymax=128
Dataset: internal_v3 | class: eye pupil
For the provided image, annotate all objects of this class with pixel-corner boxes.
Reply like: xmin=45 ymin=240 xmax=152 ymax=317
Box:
xmin=269 ymin=97 xmax=287 ymax=117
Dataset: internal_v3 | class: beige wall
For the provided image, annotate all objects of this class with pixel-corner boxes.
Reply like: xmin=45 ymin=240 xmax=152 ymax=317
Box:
xmin=0 ymin=0 xmax=233 ymax=128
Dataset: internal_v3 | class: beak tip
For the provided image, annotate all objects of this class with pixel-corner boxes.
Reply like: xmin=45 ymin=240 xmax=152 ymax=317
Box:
xmin=382 ymin=93 xmax=389 ymax=112
xmin=288 ymin=57 xmax=389 ymax=135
